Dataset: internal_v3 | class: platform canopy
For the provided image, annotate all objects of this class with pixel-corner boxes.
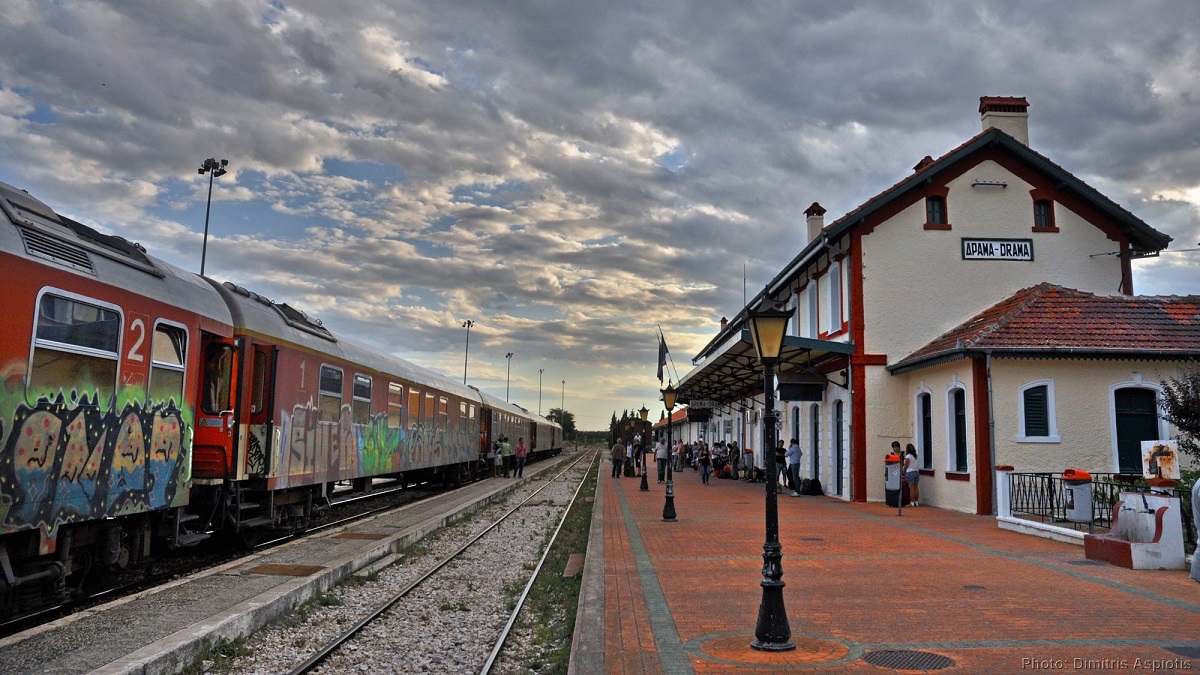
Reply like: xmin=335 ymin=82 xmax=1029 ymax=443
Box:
xmin=673 ymin=328 xmax=854 ymax=406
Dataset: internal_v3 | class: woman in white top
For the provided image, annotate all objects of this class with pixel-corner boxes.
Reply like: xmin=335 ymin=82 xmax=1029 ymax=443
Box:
xmin=903 ymin=444 xmax=920 ymax=506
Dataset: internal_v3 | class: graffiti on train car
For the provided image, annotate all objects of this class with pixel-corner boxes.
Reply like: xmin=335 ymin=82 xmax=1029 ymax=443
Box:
xmin=272 ymin=399 xmax=474 ymax=487
xmin=0 ymin=388 xmax=190 ymax=553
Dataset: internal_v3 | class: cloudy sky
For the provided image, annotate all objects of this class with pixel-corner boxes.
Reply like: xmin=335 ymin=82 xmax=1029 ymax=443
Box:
xmin=2 ymin=1 xmax=1198 ymax=430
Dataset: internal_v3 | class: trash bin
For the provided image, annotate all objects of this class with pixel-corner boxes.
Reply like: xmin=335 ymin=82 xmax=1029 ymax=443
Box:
xmin=1063 ymin=469 xmax=1093 ymax=523
xmin=885 ymin=454 xmax=902 ymax=507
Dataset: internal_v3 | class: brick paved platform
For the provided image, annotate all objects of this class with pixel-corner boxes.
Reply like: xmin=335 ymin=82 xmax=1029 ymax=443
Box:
xmin=570 ymin=467 xmax=1200 ymax=674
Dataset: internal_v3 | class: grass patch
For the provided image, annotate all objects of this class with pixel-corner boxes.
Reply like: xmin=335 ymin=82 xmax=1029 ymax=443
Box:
xmin=508 ymin=454 xmax=598 ymax=673
xmin=180 ymin=636 xmax=251 ymax=674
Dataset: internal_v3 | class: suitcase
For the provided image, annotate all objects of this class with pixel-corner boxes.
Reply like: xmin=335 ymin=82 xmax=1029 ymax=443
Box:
xmin=624 ymin=461 xmax=636 ymax=477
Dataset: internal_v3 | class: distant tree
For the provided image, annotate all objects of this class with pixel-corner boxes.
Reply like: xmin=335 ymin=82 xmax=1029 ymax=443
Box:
xmin=547 ymin=407 xmax=577 ymax=439
xmin=1161 ymin=368 xmax=1200 ymax=459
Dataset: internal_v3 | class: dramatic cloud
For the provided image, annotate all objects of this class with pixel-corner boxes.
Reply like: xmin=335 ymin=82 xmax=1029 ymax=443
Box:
xmin=1 ymin=0 xmax=1198 ymax=429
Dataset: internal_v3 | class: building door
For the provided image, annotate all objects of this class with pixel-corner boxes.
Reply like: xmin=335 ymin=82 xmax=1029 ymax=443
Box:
xmin=834 ymin=400 xmax=844 ymax=495
xmin=952 ymin=389 xmax=968 ymax=472
xmin=1114 ymin=388 xmax=1159 ymax=474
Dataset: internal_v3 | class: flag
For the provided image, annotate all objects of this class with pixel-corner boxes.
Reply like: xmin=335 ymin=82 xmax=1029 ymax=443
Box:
xmin=657 ymin=331 xmax=669 ymax=382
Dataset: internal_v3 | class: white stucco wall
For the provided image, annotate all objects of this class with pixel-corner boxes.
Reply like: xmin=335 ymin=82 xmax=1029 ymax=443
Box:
xmin=878 ymin=360 xmax=980 ymax=513
xmin=860 ymin=160 xmax=1129 ymax=363
xmin=990 ymin=359 xmax=1189 ymax=474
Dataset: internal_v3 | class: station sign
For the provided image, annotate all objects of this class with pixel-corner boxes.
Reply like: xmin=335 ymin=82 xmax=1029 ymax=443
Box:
xmin=961 ymin=237 xmax=1033 ymax=261
xmin=687 ymin=399 xmax=720 ymax=409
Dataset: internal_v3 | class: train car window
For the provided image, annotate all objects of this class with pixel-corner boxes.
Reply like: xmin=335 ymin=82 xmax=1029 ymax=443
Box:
xmin=318 ymin=365 xmax=342 ymax=423
xmin=250 ymin=349 xmax=267 ymax=415
xmin=30 ymin=293 xmax=120 ymax=403
xmin=459 ymin=401 xmax=467 ymax=418
xmin=469 ymin=404 xmax=476 ymax=420
xmin=408 ymin=389 xmax=421 ymax=429
xmin=149 ymin=323 xmax=187 ymax=407
xmin=439 ymin=397 xmax=449 ymax=427
xmin=387 ymin=382 xmax=403 ymax=429
xmin=352 ymin=375 xmax=372 ymax=425
xmin=201 ymin=343 xmax=233 ymax=414
xmin=424 ymin=393 xmax=435 ymax=425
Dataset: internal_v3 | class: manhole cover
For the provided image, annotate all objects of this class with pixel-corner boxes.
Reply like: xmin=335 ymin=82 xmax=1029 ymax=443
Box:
xmin=862 ymin=650 xmax=955 ymax=670
xmin=1166 ymin=646 xmax=1200 ymax=659
xmin=1066 ymin=560 xmax=1106 ymax=566
xmin=963 ymin=584 xmax=986 ymax=590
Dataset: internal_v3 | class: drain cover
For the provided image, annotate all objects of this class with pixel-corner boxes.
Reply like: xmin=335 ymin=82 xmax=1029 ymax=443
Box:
xmin=1166 ymin=646 xmax=1200 ymax=659
xmin=1066 ymin=560 xmax=1106 ymax=566
xmin=862 ymin=650 xmax=955 ymax=670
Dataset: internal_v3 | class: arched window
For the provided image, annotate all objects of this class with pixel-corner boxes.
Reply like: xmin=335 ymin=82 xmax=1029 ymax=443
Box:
xmin=834 ymin=399 xmax=844 ymax=495
xmin=947 ymin=385 xmax=968 ymax=472
xmin=915 ymin=389 xmax=933 ymax=469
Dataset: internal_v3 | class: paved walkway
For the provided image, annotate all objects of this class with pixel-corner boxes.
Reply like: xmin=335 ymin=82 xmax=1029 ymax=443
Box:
xmin=571 ymin=465 xmax=1200 ymax=674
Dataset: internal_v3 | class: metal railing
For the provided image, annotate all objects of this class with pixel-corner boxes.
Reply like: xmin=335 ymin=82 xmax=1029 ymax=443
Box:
xmin=1007 ymin=472 xmax=1195 ymax=554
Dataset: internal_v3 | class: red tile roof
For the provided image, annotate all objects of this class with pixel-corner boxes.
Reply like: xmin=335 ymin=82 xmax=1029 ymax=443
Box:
xmin=891 ymin=283 xmax=1200 ymax=371
xmin=653 ymin=408 xmax=689 ymax=428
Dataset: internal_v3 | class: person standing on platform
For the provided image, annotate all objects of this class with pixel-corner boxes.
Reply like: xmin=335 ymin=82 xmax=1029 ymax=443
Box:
xmin=904 ymin=444 xmax=921 ymax=506
xmin=514 ymin=437 xmax=527 ymax=478
xmin=1191 ymin=478 xmax=1199 ymax=583
xmin=500 ymin=436 xmax=514 ymax=477
xmin=698 ymin=443 xmax=712 ymax=485
xmin=655 ymin=436 xmax=669 ymax=483
xmin=611 ymin=438 xmax=625 ymax=478
xmin=774 ymin=440 xmax=787 ymax=493
xmin=786 ymin=438 xmax=803 ymax=497
xmin=673 ymin=439 xmax=684 ymax=472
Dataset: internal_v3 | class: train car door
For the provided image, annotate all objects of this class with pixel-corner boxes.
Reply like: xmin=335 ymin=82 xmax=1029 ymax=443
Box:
xmin=246 ymin=344 xmax=278 ymax=476
xmin=193 ymin=334 xmax=240 ymax=479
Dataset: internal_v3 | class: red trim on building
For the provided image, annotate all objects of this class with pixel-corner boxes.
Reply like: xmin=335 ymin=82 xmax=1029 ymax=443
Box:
xmin=850 ymin=230 xmax=868 ymax=502
xmin=971 ymin=357 xmax=993 ymax=515
xmin=945 ymin=472 xmax=971 ymax=481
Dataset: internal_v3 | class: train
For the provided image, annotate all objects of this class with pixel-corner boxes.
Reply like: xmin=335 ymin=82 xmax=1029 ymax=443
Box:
xmin=0 ymin=181 xmax=561 ymax=619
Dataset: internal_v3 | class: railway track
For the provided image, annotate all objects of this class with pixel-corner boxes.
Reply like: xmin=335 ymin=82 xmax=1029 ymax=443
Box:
xmin=208 ymin=450 xmax=599 ymax=674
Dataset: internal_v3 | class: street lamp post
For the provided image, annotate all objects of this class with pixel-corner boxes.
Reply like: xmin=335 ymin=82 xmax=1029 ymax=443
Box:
xmin=505 ymin=352 xmax=514 ymax=401
xmin=639 ymin=405 xmax=651 ymax=491
xmin=197 ymin=158 xmax=228 ymax=276
xmin=661 ymin=384 xmax=678 ymax=521
xmin=462 ymin=320 xmax=474 ymax=384
xmin=747 ymin=306 xmax=795 ymax=652
xmin=538 ymin=368 xmax=544 ymax=415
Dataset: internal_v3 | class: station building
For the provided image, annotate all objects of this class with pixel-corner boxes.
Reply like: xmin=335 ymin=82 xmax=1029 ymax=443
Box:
xmin=672 ymin=96 xmax=1200 ymax=514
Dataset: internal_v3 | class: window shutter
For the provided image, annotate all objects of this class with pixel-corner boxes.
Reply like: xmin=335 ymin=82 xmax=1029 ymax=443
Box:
xmin=1023 ymin=386 xmax=1049 ymax=437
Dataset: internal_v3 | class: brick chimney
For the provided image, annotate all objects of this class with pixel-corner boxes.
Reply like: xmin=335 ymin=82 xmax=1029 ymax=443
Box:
xmin=720 ymin=316 xmax=728 ymax=332
xmin=979 ymin=96 xmax=1030 ymax=145
xmin=805 ymin=201 xmax=826 ymax=242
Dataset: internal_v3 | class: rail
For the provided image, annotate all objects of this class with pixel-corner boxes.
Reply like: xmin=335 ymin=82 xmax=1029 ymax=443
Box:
xmin=1007 ymin=471 xmax=1195 ymax=554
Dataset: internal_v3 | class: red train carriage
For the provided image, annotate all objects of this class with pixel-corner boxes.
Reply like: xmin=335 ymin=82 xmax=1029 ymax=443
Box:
xmin=192 ymin=282 xmax=489 ymax=533
xmin=0 ymin=182 xmax=233 ymax=616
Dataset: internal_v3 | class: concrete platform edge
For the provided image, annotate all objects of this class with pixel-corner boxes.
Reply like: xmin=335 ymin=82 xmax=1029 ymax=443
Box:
xmin=86 ymin=478 xmax=529 ymax=675
xmin=567 ymin=467 xmax=604 ymax=675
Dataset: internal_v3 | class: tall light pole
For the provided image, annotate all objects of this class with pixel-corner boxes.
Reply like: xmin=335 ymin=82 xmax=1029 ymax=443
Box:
xmin=639 ymin=404 xmax=651 ymax=492
xmin=462 ymin=320 xmax=474 ymax=384
xmin=747 ymin=305 xmax=795 ymax=652
xmin=561 ymin=379 xmax=565 ymax=427
xmin=661 ymin=385 xmax=678 ymax=521
xmin=198 ymin=158 xmax=228 ymax=276
xmin=505 ymin=352 xmax=514 ymax=401
xmin=538 ymin=368 xmax=545 ymax=415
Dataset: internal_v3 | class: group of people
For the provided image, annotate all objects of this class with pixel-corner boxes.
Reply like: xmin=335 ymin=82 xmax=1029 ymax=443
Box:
xmin=487 ymin=435 xmax=527 ymax=478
